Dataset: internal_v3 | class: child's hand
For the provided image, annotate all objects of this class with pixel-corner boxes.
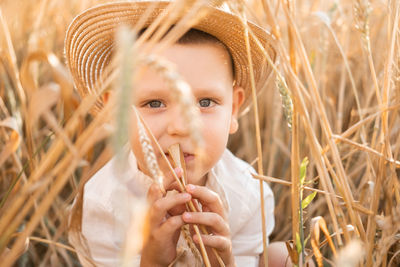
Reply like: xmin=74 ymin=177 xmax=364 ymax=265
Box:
xmin=182 ymin=184 xmax=235 ymax=267
xmin=140 ymin=183 xmax=192 ymax=267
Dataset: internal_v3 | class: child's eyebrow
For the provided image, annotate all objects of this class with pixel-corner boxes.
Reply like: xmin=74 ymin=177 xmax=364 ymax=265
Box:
xmin=135 ymin=87 xmax=171 ymax=98
xmin=192 ymin=87 xmax=227 ymax=97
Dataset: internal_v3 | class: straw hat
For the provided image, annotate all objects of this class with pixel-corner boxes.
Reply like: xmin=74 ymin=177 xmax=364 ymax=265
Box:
xmin=65 ymin=0 xmax=277 ymax=112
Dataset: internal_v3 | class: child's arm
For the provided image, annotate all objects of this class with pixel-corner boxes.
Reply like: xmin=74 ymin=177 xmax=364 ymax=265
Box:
xmin=182 ymin=184 xmax=235 ymax=267
xmin=140 ymin=183 xmax=192 ymax=267
xmin=259 ymin=242 xmax=294 ymax=267
xmin=260 ymin=242 xmax=315 ymax=267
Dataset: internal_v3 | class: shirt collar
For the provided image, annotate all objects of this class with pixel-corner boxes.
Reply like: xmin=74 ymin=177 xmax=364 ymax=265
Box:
xmin=205 ymin=153 xmax=231 ymax=213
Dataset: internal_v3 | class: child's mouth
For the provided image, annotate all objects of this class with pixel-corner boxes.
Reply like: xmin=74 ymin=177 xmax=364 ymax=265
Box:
xmin=164 ymin=152 xmax=194 ymax=163
xmin=183 ymin=152 xmax=194 ymax=162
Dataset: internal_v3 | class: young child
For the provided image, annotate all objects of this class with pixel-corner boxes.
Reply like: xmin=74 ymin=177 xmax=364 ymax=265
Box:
xmin=65 ymin=1 xmax=285 ymax=266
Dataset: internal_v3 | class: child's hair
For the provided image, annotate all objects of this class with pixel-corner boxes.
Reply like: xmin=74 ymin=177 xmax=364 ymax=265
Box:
xmin=139 ymin=27 xmax=235 ymax=78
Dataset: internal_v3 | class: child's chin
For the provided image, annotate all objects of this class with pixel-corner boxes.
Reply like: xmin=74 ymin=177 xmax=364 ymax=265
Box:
xmin=185 ymin=168 xmax=208 ymax=186
xmin=159 ymin=160 xmax=208 ymax=187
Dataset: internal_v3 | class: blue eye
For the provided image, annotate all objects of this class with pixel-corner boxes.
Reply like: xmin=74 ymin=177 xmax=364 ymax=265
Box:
xmin=146 ymin=100 xmax=165 ymax=108
xmin=199 ymin=98 xmax=213 ymax=108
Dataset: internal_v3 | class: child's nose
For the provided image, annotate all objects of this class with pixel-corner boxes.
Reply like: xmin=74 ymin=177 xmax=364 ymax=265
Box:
xmin=166 ymin=107 xmax=190 ymax=136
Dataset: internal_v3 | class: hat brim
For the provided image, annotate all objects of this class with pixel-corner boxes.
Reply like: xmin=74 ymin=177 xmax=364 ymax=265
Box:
xmin=65 ymin=1 xmax=277 ymax=112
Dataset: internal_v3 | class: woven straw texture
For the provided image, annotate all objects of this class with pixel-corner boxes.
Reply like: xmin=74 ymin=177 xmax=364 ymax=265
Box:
xmin=65 ymin=1 xmax=277 ymax=111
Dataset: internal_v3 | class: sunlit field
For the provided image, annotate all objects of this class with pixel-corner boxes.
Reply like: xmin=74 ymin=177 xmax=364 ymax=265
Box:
xmin=1 ymin=0 xmax=399 ymax=266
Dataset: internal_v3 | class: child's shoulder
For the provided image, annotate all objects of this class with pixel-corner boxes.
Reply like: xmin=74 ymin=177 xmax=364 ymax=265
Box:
xmin=212 ymin=149 xmax=274 ymax=236
xmin=83 ymin=152 xmax=151 ymax=210
xmin=84 ymin=156 xmax=121 ymax=209
xmin=216 ymin=149 xmax=272 ymax=191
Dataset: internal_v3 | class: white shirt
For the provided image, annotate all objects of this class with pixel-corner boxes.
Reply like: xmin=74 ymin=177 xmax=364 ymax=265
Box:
xmin=74 ymin=149 xmax=274 ymax=266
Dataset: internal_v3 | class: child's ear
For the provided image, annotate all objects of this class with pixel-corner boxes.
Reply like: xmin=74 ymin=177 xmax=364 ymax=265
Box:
xmin=229 ymin=85 xmax=245 ymax=134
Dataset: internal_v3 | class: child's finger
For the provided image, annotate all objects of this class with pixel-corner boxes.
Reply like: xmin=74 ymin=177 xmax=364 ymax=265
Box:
xmin=182 ymin=212 xmax=230 ymax=236
xmin=165 ymin=181 xmax=181 ymax=192
xmin=192 ymin=233 xmax=232 ymax=253
xmin=149 ymin=193 xmax=191 ymax=225
xmin=167 ymin=203 xmax=187 ymax=217
xmin=147 ymin=182 xmax=164 ymax=204
xmin=185 ymin=184 xmax=226 ymax=218
xmin=156 ymin=215 xmax=185 ymax=239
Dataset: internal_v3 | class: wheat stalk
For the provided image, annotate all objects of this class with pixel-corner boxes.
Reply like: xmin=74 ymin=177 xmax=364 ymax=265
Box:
xmin=2 ymin=0 xmax=400 ymax=265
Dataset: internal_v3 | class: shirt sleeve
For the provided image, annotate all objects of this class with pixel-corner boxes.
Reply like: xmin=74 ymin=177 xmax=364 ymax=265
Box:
xmin=235 ymin=255 xmax=259 ymax=266
xmin=81 ymin=196 xmax=143 ymax=267
xmin=78 ymin=151 xmax=148 ymax=267
xmin=81 ymin=196 xmax=122 ymax=267
xmin=231 ymin=182 xmax=275 ymax=267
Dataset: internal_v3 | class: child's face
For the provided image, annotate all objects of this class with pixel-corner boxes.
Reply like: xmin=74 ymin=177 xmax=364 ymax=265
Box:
xmin=130 ymin=43 xmax=244 ymax=186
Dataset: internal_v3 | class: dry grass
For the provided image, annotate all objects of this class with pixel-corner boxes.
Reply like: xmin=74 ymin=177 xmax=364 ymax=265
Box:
xmin=1 ymin=0 xmax=400 ymax=266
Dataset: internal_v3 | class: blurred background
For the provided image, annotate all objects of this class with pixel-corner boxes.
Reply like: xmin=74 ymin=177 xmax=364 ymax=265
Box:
xmin=1 ymin=0 xmax=399 ymax=266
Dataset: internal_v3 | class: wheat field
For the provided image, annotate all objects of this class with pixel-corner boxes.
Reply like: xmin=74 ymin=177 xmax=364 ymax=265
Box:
xmin=0 ymin=0 xmax=399 ymax=266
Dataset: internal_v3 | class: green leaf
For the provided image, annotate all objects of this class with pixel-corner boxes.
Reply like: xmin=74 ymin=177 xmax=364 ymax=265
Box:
xmin=304 ymin=234 xmax=310 ymax=248
xmin=299 ymin=157 xmax=309 ymax=185
xmin=302 ymin=191 xmax=317 ymax=209
xmin=295 ymin=232 xmax=302 ymax=254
